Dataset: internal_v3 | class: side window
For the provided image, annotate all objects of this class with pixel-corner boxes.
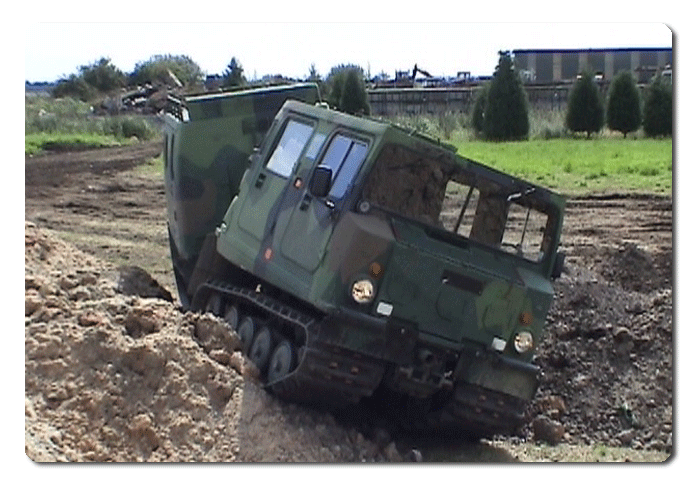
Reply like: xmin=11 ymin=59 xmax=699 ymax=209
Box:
xmin=265 ymin=119 xmax=314 ymax=178
xmin=501 ymin=203 xmax=549 ymax=261
xmin=440 ymin=181 xmax=481 ymax=235
xmin=319 ymin=134 xmax=368 ymax=198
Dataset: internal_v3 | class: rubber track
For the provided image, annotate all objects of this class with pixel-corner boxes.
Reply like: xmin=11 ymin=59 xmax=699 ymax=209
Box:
xmin=442 ymin=383 xmax=528 ymax=436
xmin=195 ymin=281 xmax=528 ymax=435
xmin=196 ymin=280 xmax=386 ymax=409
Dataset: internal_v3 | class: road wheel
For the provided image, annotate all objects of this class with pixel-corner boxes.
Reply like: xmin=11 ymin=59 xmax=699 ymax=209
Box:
xmin=267 ymin=340 xmax=296 ymax=384
xmin=205 ymin=292 xmax=223 ymax=316
xmin=224 ymin=304 xmax=239 ymax=330
xmin=250 ymin=327 xmax=272 ymax=372
xmin=236 ymin=316 xmax=256 ymax=355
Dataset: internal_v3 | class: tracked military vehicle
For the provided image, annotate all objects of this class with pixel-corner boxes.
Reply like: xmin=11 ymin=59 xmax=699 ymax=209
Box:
xmin=164 ymin=84 xmax=566 ymax=436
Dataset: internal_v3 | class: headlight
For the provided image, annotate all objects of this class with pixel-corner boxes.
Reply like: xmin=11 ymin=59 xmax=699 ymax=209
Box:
xmin=351 ymin=279 xmax=375 ymax=304
xmin=513 ymin=331 xmax=534 ymax=353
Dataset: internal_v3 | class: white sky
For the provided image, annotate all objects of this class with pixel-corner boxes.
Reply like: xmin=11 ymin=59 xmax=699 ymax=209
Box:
xmin=25 ymin=20 xmax=672 ymax=83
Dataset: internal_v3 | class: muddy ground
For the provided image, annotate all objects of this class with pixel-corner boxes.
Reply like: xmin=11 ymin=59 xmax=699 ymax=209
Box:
xmin=24 ymin=141 xmax=673 ymax=462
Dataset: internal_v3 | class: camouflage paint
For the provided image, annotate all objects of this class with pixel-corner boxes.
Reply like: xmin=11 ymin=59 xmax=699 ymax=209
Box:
xmin=213 ymin=99 xmax=565 ymax=404
xmin=163 ymin=84 xmax=320 ymax=300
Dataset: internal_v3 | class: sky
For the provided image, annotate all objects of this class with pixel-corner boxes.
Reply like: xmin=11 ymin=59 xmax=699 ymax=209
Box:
xmin=25 ymin=22 xmax=672 ymax=83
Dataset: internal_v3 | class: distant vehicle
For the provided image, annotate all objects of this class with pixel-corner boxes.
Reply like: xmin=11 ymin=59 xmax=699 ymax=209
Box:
xmin=164 ymin=84 xmax=567 ymax=436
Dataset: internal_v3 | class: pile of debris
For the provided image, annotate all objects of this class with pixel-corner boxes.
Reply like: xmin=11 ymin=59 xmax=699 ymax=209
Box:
xmin=24 ymin=222 xmax=404 ymax=462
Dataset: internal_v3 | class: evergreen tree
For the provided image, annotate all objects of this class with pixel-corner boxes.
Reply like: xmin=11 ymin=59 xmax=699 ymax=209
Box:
xmin=606 ymin=71 xmax=642 ymax=138
xmin=325 ymin=64 xmax=365 ymax=112
xmin=222 ymin=57 xmax=246 ymax=87
xmin=483 ymin=51 xmax=529 ymax=141
xmin=565 ymin=71 xmax=604 ymax=138
xmin=643 ymin=74 xmax=672 ymax=137
xmin=339 ymin=68 xmax=370 ymax=115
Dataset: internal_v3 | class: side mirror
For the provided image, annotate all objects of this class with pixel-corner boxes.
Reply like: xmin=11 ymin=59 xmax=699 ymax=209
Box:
xmin=309 ymin=165 xmax=332 ymax=197
xmin=551 ymin=251 xmax=566 ymax=279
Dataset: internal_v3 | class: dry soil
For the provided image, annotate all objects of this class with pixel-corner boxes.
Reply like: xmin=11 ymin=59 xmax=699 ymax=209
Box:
xmin=24 ymin=141 xmax=673 ymax=462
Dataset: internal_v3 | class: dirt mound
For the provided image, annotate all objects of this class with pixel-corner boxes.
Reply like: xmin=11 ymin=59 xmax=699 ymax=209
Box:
xmin=24 ymin=222 xmax=401 ymax=462
xmin=599 ymin=243 xmax=672 ymax=293
xmin=526 ymin=251 xmax=673 ymax=452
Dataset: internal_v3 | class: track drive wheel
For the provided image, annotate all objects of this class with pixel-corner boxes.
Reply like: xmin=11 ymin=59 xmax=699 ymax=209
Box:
xmin=267 ymin=340 xmax=296 ymax=384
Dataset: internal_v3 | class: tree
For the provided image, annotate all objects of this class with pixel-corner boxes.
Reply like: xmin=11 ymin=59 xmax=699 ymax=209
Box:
xmin=470 ymin=83 xmax=490 ymax=134
xmin=324 ymin=64 xmax=368 ymax=114
xmin=606 ymin=71 xmax=642 ymax=138
xmin=565 ymin=71 xmax=605 ymax=138
xmin=307 ymin=63 xmax=321 ymax=84
xmin=222 ymin=57 xmax=246 ymax=88
xmin=483 ymin=51 xmax=529 ymax=141
xmin=130 ymin=54 xmax=204 ymax=88
xmin=339 ymin=68 xmax=370 ymax=115
xmin=80 ymin=57 xmax=126 ymax=93
xmin=643 ymin=74 xmax=672 ymax=137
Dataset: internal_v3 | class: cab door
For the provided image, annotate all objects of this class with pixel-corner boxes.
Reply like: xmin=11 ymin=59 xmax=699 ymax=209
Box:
xmin=237 ymin=116 xmax=315 ymax=241
xmin=280 ymin=132 xmax=370 ymax=272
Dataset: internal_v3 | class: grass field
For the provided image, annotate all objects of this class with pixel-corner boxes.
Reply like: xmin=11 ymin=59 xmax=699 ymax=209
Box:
xmin=26 ymin=96 xmax=672 ymax=196
xmin=25 ymin=96 xmax=158 ymax=155
xmin=453 ymin=138 xmax=672 ymax=196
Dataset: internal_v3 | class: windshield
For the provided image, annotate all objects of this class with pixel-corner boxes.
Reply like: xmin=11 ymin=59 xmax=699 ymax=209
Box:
xmin=362 ymin=143 xmax=557 ymax=263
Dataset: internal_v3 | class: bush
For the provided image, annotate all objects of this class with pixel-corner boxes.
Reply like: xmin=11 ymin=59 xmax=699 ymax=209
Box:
xmin=607 ymin=71 xmax=642 ymax=138
xmin=566 ymin=71 xmax=604 ymax=138
xmin=52 ymin=58 xmax=125 ymax=101
xmin=53 ymin=75 xmax=98 ymax=102
xmin=643 ymin=75 xmax=672 ymax=137
xmin=80 ymin=57 xmax=126 ymax=93
xmin=483 ymin=52 xmax=529 ymax=141
xmin=104 ymin=116 xmax=157 ymax=141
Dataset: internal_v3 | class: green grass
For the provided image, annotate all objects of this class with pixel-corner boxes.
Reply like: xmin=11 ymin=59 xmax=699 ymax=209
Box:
xmin=25 ymin=132 xmax=123 ymax=156
xmin=25 ymin=95 xmax=158 ymax=155
xmin=453 ymin=138 xmax=672 ymax=196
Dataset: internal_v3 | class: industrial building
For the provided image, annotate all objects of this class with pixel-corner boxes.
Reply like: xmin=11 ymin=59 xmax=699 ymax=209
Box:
xmin=512 ymin=47 xmax=672 ymax=84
